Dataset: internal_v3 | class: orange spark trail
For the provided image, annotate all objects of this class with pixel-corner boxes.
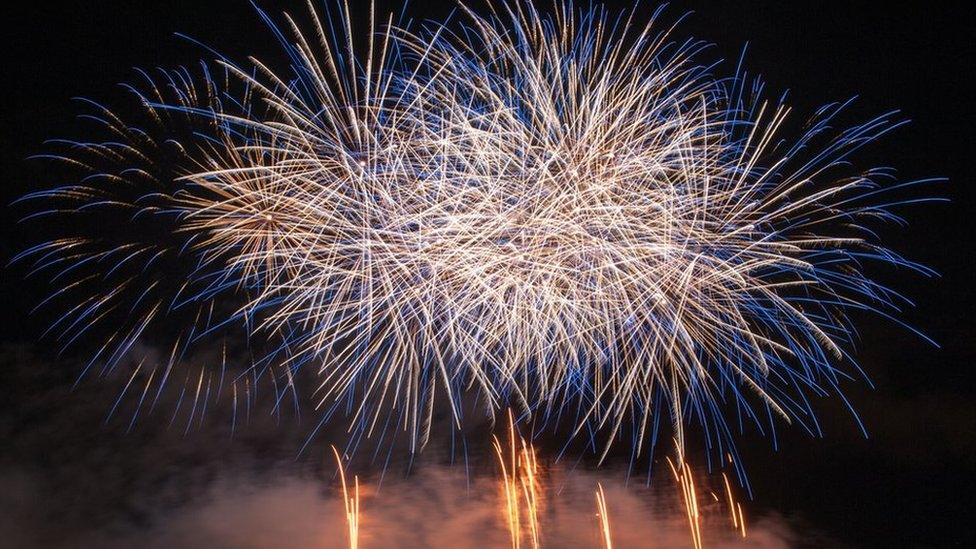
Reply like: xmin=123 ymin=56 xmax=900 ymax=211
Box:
xmin=595 ymin=483 xmax=613 ymax=549
xmin=331 ymin=446 xmax=361 ymax=549
xmin=493 ymin=411 xmax=542 ymax=549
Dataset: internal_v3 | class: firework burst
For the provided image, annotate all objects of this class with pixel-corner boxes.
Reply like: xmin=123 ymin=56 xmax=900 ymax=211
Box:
xmin=15 ymin=1 xmax=936 ymax=475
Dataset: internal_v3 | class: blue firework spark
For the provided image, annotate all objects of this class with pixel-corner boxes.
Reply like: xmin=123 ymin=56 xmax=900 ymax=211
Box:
xmin=13 ymin=1 xmax=940 ymax=481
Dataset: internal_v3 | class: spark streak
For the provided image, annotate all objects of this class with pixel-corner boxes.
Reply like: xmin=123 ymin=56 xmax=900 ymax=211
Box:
xmin=17 ymin=0 xmax=936 ymax=479
xmin=667 ymin=457 xmax=704 ymax=549
xmin=493 ymin=411 xmax=543 ymax=549
xmin=332 ymin=446 xmax=361 ymax=549
xmin=595 ymin=483 xmax=613 ymax=549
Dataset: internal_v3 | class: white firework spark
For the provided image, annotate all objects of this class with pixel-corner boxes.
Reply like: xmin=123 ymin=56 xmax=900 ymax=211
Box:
xmin=16 ymin=1 xmax=937 ymax=467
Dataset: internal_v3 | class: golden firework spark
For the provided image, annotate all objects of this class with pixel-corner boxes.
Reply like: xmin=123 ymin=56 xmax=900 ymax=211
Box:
xmin=493 ymin=411 xmax=543 ymax=549
xmin=595 ymin=483 xmax=613 ymax=549
xmin=19 ymin=0 xmax=935 ymax=478
xmin=331 ymin=446 xmax=361 ymax=549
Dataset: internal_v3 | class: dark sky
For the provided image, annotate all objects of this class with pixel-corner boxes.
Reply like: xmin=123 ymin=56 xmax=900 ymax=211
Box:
xmin=1 ymin=1 xmax=974 ymax=547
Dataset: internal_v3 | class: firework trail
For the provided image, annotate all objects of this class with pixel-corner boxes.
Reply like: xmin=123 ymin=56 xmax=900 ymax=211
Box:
xmin=14 ymin=0 xmax=937 ymax=480
xmin=493 ymin=411 xmax=544 ymax=549
xmin=595 ymin=483 xmax=613 ymax=549
xmin=332 ymin=446 xmax=362 ymax=549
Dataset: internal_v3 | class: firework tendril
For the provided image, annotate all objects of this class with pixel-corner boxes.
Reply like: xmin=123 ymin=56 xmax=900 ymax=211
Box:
xmin=15 ymin=1 xmax=938 ymax=476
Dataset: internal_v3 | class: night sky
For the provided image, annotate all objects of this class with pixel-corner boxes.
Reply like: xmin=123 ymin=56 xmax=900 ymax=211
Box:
xmin=1 ymin=1 xmax=973 ymax=547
